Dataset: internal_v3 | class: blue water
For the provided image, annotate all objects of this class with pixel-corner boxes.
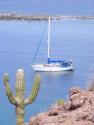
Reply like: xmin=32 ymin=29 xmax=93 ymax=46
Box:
xmin=0 ymin=0 xmax=94 ymax=125
xmin=0 ymin=19 xmax=94 ymax=125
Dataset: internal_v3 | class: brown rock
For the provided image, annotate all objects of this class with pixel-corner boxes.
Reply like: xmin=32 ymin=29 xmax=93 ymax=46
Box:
xmin=64 ymin=101 xmax=71 ymax=110
xmin=70 ymin=87 xmax=81 ymax=96
xmin=28 ymin=87 xmax=94 ymax=125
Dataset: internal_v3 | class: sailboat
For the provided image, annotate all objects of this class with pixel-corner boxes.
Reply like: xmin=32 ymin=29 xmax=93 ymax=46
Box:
xmin=32 ymin=17 xmax=74 ymax=72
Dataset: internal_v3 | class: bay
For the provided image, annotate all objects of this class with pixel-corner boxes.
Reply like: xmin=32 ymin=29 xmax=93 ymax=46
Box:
xmin=0 ymin=19 xmax=94 ymax=125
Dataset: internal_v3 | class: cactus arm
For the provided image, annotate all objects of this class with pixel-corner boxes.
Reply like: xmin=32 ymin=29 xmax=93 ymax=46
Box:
xmin=25 ymin=75 xmax=41 ymax=105
xmin=3 ymin=73 xmax=18 ymax=105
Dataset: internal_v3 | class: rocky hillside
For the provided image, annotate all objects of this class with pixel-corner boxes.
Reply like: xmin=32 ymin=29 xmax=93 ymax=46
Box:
xmin=27 ymin=87 xmax=94 ymax=125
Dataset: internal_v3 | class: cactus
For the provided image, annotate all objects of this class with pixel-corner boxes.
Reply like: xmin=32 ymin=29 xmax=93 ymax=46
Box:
xmin=3 ymin=69 xmax=41 ymax=125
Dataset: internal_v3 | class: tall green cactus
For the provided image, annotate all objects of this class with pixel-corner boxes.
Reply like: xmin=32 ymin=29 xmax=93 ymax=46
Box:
xmin=3 ymin=69 xmax=41 ymax=125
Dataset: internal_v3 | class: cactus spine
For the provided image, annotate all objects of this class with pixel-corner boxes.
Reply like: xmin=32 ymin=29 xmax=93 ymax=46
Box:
xmin=3 ymin=69 xmax=41 ymax=125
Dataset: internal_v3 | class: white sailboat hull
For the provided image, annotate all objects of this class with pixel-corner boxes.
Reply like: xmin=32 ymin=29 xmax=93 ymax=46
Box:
xmin=32 ymin=64 xmax=74 ymax=72
xmin=32 ymin=17 xmax=75 ymax=72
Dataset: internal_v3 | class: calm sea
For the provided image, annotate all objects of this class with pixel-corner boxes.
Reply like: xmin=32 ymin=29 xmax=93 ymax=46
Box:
xmin=0 ymin=0 xmax=94 ymax=125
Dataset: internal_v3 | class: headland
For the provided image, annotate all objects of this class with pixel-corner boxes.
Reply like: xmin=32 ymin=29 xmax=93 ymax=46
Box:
xmin=0 ymin=12 xmax=94 ymax=21
xmin=26 ymin=86 xmax=94 ymax=125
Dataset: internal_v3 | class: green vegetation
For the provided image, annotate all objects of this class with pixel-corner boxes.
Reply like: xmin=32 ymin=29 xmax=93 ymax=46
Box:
xmin=56 ymin=99 xmax=64 ymax=106
xmin=3 ymin=69 xmax=41 ymax=125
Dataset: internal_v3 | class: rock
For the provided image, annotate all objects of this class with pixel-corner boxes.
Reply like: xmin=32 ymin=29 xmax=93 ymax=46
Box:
xmin=64 ymin=101 xmax=71 ymax=110
xmin=27 ymin=87 xmax=94 ymax=125
xmin=48 ymin=105 xmax=64 ymax=116
xmin=70 ymin=93 xmax=85 ymax=109
xmin=70 ymin=87 xmax=81 ymax=96
xmin=48 ymin=107 xmax=59 ymax=116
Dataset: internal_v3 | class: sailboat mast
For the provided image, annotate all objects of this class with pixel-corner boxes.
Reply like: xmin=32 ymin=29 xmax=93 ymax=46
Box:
xmin=47 ymin=16 xmax=50 ymax=63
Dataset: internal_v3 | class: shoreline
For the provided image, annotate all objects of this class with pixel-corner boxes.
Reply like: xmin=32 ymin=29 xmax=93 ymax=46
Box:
xmin=27 ymin=87 xmax=94 ymax=125
xmin=0 ymin=12 xmax=94 ymax=21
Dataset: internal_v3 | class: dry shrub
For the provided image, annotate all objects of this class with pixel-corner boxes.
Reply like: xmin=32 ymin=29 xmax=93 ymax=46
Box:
xmin=87 ymin=73 xmax=94 ymax=91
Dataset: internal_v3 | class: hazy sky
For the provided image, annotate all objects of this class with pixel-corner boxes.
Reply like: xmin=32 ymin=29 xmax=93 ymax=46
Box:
xmin=0 ymin=0 xmax=94 ymax=15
